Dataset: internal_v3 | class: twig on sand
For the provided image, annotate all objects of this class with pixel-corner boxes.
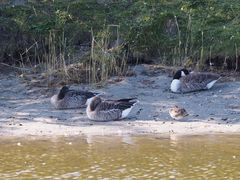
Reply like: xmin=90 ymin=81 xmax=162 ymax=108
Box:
xmin=0 ymin=63 xmax=31 ymax=72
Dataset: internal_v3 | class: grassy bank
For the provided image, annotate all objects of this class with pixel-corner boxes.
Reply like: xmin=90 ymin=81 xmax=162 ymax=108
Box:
xmin=0 ymin=0 xmax=240 ymax=83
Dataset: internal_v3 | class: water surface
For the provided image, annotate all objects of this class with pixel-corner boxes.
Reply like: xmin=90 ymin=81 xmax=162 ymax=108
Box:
xmin=0 ymin=135 xmax=239 ymax=179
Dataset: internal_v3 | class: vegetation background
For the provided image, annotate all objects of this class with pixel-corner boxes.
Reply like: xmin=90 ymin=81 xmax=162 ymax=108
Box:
xmin=0 ymin=0 xmax=240 ymax=84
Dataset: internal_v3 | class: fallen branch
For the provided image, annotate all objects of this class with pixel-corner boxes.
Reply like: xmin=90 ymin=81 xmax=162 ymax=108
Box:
xmin=0 ymin=63 xmax=31 ymax=72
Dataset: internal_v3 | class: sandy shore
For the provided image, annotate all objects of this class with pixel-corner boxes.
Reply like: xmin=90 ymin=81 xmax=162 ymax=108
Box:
xmin=1 ymin=65 xmax=240 ymax=138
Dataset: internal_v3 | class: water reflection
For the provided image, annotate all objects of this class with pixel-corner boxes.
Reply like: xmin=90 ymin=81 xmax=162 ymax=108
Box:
xmin=0 ymin=135 xmax=239 ymax=179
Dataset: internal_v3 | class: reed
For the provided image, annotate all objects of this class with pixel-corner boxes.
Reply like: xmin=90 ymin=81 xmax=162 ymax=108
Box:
xmin=17 ymin=24 xmax=129 ymax=87
xmin=88 ymin=25 xmax=128 ymax=84
xmin=235 ymin=43 xmax=239 ymax=71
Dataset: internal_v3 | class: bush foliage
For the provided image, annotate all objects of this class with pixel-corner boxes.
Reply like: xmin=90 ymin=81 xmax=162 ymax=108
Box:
xmin=0 ymin=0 xmax=240 ymax=70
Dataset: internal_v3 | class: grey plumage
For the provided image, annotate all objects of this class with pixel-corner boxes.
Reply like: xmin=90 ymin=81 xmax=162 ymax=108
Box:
xmin=51 ymin=86 xmax=98 ymax=109
xmin=180 ymin=72 xmax=220 ymax=93
xmin=86 ymin=96 xmax=138 ymax=121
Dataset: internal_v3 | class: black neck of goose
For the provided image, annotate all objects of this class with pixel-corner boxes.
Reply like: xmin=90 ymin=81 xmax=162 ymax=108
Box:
xmin=58 ymin=92 xmax=65 ymax=100
xmin=90 ymin=98 xmax=101 ymax=111
xmin=173 ymin=71 xmax=181 ymax=80
xmin=58 ymin=86 xmax=69 ymax=100
xmin=173 ymin=69 xmax=189 ymax=79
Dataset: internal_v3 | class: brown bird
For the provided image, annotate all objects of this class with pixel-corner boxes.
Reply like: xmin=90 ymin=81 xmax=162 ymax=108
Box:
xmin=86 ymin=96 xmax=138 ymax=121
xmin=51 ymin=86 xmax=99 ymax=109
xmin=169 ymin=105 xmax=189 ymax=120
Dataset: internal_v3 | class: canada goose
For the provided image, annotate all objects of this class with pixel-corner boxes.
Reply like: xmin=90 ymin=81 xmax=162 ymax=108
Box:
xmin=86 ymin=96 xmax=138 ymax=121
xmin=170 ymin=69 xmax=221 ymax=93
xmin=51 ymin=86 xmax=99 ymax=109
xmin=169 ymin=105 xmax=189 ymax=120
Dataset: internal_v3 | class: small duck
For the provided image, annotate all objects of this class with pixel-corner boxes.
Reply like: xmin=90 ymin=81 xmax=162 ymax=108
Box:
xmin=169 ymin=105 xmax=189 ymax=120
xmin=86 ymin=96 xmax=138 ymax=121
xmin=51 ymin=86 xmax=99 ymax=109
xmin=170 ymin=69 xmax=221 ymax=93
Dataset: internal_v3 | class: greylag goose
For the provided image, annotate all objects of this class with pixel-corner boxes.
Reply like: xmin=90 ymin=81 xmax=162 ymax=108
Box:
xmin=86 ymin=96 xmax=138 ymax=121
xmin=51 ymin=86 xmax=99 ymax=109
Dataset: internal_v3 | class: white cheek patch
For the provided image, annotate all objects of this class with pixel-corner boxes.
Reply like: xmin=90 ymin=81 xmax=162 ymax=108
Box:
xmin=181 ymin=71 xmax=186 ymax=77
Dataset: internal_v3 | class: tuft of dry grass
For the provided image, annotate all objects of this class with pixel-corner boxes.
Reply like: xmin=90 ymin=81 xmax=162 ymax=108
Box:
xmin=19 ymin=26 xmax=130 ymax=87
xmin=88 ymin=25 xmax=129 ymax=84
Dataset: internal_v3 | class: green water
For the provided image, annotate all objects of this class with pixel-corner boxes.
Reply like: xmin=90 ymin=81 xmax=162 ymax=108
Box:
xmin=0 ymin=135 xmax=239 ymax=179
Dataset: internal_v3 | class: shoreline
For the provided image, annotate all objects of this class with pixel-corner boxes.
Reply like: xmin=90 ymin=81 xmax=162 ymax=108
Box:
xmin=1 ymin=120 xmax=240 ymax=138
xmin=1 ymin=65 xmax=240 ymax=138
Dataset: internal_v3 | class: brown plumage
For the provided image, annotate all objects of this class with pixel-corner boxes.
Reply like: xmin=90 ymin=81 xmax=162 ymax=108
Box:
xmin=86 ymin=96 xmax=138 ymax=121
xmin=169 ymin=105 xmax=189 ymax=120
xmin=50 ymin=86 xmax=99 ymax=109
